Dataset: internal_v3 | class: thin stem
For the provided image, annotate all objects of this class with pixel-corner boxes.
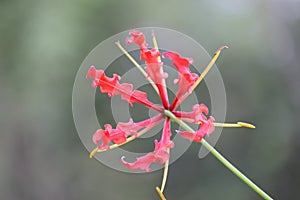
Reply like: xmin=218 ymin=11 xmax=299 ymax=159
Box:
xmin=115 ymin=41 xmax=159 ymax=94
xmin=164 ymin=110 xmax=273 ymax=200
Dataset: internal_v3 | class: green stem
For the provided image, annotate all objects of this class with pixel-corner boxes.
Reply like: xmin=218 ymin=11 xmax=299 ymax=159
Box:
xmin=164 ymin=110 xmax=273 ymax=200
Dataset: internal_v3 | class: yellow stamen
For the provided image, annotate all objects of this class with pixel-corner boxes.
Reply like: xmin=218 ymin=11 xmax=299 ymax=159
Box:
xmin=152 ymin=32 xmax=162 ymax=62
xmin=213 ymin=122 xmax=255 ymax=129
xmin=176 ymin=118 xmax=255 ymax=129
xmin=89 ymin=147 xmax=99 ymax=158
xmin=160 ymin=148 xmax=170 ymax=193
xmin=192 ymin=46 xmax=228 ymax=91
xmin=237 ymin=122 xmax=256 ymax=129
xmin=156 ymin=187 xmax=167 ymax=200
xmin=89 ymin=121 xmax=160 ymax=158
xmin=115 ymin=41 xmax=159 ymax=94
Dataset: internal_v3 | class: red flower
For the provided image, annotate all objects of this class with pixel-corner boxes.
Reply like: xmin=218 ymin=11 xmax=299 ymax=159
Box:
xmin=86 ymin=30 xmax=215 ymax=172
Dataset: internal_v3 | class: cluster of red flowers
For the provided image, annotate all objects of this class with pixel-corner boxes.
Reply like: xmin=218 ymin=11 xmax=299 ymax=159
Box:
xmin=86 ymin=30 xmax=215 ymax=172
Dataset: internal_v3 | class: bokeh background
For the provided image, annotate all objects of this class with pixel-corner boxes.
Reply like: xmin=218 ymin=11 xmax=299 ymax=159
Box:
xmin=1 ymin=0 xmax=300 ymax=199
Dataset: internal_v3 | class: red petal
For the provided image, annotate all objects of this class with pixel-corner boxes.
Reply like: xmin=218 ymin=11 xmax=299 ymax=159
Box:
xmin=121 ymin=119 xmax=173 ymax=172
xmin=92 ymin=124 xmax=113 ymax=150
xmin=177 ymin=116 xmax=215 ymax=142
xmin=126 ymin=30 xmax=148 ymax=50
xmin=126 ymin=30 xmax=169 ymax=108
xmin=198 ymin=117 xmax=215 ymax=137
xmin=144 ymin=49 xmax=168 ymax=81
xmin=176 ymin=130 xmax=196 ymax=141
xmin=86 ymin=66 xmax=163 ymax=112
xmin=92 ymin=115 xmax=164 ymax=151
xmin=143 ymin=49 xmax=169 ymax=108
xmin=163 ymin=52 xmax=198 ymax=110
xmin=163 ymin=52 xmax=193 ymax=75
xmin=86 ymin=66 xmax=103 ymax=88
xmin=121 ymin=153 xmax=155 ymax=172
xmin=173 ymin=104 xmax=209 ymax=123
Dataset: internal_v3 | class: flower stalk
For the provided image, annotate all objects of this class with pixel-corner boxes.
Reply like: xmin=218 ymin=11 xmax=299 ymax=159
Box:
xmin=164 ymin=110 xmax=273 ymax=200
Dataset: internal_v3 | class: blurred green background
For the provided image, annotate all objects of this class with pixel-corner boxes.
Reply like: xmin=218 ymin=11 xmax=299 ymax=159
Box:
xmin=1 ymin=0 xmax=300 ymax=199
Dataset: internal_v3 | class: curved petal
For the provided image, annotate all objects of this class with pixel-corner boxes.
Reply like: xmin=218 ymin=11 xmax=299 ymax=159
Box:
xmin=86 ymin=66 xmax=163 ymax=112
xmin=121 ymin=119 xmax=173 ymax=172
xmin=177 ymin=117 xmax=215 ymax=142
xmin=92 ymin=114 xmax=164 ymax=151
xmin=163 ymin=52 xmax=198 ymax=110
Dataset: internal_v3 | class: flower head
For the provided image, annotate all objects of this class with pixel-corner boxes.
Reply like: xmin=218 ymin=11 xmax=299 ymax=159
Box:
xmin=87 ymin=30 xmax=216 ymax=171
xmin=86 ymin=30 xmax=257 ymax=200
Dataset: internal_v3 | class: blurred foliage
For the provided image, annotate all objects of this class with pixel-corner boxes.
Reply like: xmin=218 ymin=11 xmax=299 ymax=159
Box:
xmin=1 ymin=0 xmax=300 ymax=199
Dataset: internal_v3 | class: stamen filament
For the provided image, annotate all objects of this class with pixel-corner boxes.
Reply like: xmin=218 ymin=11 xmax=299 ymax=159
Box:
xmin=160 ymin=148 xmax=170 ymax=193
xmin=89 ymin=118 xmax=162 ymax=158
xmin=152 ymin=32 xmax=161 ymax=62
xmin=156 ymin=187 xmax=167 ymax=200
xmin=172 ymin=46 xmax=228 ymax=110
xmin=214 ymin=122 xmax=256 ymax=129
xmin=192 ymin=46 xmax=228 ymax=91
xmin=115 ymin=41 xmax=159 ymax=94
xmin=175 ymin=117 xmax=255 ymax=129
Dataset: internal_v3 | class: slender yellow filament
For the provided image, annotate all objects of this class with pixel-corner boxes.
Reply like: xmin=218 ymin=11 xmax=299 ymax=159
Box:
xmin=115 ymin=41 xmax=159 ymax=94
xmin=89 ymin=122 xmax=160 ymax=158
xmin=89 ymin=148 xmax=99 ymax=158
xmin=192 ymin=46 xmax=228 ymax=91
xmin=156 ymin=187 xmax=167 ymax=200
xmin=213 ymin=122 xmax=255 ymax=129
xmin=160 ymin=148 xmax=170 ymax=193
xmin=152 ymin=33 xmax=161 ymax=62
xmin=213 ymin=122 xmax=243 ymax=128
xmin=177 ymin=118 xmax=255 ymax=129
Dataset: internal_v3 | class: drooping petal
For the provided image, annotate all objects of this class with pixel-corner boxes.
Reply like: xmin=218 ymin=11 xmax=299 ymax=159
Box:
xmin=121 ymin=153 xmax=155 ymax=172
xmin=86 ymin=66 xmax=163 ymax=112
xmin=163 ymin=51 xmax=193 ymax=75
xmin=173 ymin=104 xmax=209 ymax=123
xmin=177 ymin=117 xmax=215 ymax=142
xmin=92 ymin=114 xmax=164 ymax=151
xmin=121 ymin=119 xmax=173 ymax=172
xmin=126 ymin=30 xmax=148 ymax=50
xmin=198 ymin=116 xmax=215 ymax=138
xmin=174 ymin=104 xmax=215 ymax=142
xmin=92 ymin=124 xmax=121 ymax=150
xmin=86 ymin=65 xmax=103 ymax=88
